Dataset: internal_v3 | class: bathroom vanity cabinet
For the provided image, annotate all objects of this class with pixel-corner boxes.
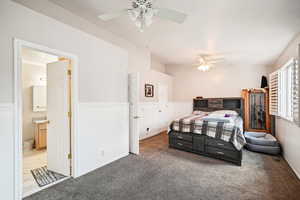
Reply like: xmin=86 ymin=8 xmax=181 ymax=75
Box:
xmin=34 ymin=121 xmax=48 ymax=150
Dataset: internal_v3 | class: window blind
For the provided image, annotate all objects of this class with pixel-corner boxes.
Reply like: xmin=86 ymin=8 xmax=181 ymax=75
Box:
xmin=269 ymin=71 xmax=279 ymax=115
xmin=280 ymin=61 xmax=294 ymax=120
xmin=292 ymin=59 xmax=299 ymax=125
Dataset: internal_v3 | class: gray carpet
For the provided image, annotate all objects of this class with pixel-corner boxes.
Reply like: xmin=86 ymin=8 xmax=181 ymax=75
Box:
xmin=25 ymin=134 xmax=300 ymax=200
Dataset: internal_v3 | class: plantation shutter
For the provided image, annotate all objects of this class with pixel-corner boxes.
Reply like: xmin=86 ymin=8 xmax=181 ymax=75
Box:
xmin=269 ymin=71 xmax=280 ymax=116
xmin=292 ymin=59 xmax=299 ymax=125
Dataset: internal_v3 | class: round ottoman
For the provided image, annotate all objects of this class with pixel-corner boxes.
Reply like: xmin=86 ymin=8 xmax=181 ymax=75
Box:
xmin=244 ymin=132 xmax=281 ymax=155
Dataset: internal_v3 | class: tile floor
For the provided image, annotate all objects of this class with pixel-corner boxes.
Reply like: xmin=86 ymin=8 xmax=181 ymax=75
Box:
xmin=23 ymin=149 xmax=47 ymax=197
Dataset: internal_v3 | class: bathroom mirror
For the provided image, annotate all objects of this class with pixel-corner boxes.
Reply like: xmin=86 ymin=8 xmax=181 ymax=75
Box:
xmin=32 ymin=85 xmax=47 ymax=112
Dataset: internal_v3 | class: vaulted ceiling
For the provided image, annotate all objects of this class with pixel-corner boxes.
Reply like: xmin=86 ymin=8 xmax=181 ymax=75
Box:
xmin=18 ymin=0 xmax=300 ymax=66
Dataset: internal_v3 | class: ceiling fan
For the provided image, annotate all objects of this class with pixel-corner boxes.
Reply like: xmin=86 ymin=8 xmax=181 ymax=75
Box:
xmin=98 ymin=0 xmax=187 ymax=32
xmin=194 ymin=55 xmax=225 ymax=72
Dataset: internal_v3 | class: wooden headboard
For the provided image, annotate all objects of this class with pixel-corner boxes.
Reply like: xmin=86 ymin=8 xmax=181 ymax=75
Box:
xmin=193 ymin=97 xmax=244 ymax=117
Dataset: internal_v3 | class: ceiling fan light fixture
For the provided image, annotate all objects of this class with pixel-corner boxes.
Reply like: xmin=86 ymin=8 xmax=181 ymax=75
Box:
xmin=197 ymin=65 xmax=210 ymax=72
xmin=145 ymin=15 xmax=153 ymax=26
xmin=128 ymin=9 xmax=139 ymax=21
xmin=98 ymin=0 xmax=187 ymax=32
xmin=135 ymin=19 xmax=143 ymax=31
xmin=128 ymin=0 xmax=157 ymax=32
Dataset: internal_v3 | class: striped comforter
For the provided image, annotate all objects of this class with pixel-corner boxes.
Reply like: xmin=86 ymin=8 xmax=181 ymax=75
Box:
xmin=171 ymin=113 xmax=209 ymax=133
xmin=170 ymin=114 xmax=246 ymax=150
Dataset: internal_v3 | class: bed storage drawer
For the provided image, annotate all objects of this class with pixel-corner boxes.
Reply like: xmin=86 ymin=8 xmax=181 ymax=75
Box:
xmin=170 ymin=138 xmax=193 ymax=151
xmin=206 ymin=138 xmax=236 ymax=151
xmin=193 ymin=135 xmax=205 ymax=152
xmin=171 ymin=131 xmax=193 ymax=142
xmin=168 ymin=131 xmax=242 ymax=166
xmin=206 ymin=146 xmax=240 ymax=161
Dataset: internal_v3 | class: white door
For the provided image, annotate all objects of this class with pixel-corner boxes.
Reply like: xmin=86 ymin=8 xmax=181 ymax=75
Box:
xmin=158 ymin=84 xmax=169 ymax=126
xmin=47 ymin=60 xmax=71 ymax=176
xmin=158 ymin=84 xmax=168 ymax=104
xmin=128 ymin=73 xmax=140 ymax=155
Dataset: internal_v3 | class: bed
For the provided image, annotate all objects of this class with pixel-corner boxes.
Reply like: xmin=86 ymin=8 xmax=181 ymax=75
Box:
xmin=168 ymin=98 xmax=246 ymax=166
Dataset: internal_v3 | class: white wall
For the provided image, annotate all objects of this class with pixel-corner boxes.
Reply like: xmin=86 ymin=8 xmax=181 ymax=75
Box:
xmin=0 ymin=104 xmax=14 ymax=200
xmin=151 ymin=55 xmax=166 ymax=73
xmin=271 ymin=33 xmax=300 ymax=178
xmin=13 ymin=0 xmax=151 ymax=74
xmin=139 ymin=102 xmax=193 ymax=140
xmin=22 ymin=63 xmax=47 ymax=142
xmin=139 ymin=70 xmax=173 ymax=102
xmin=77 ymin=103 xmax=129 ymax=175
xmin=166 ymin=64 xmax=268 ymax=101
xmin=128 ymin=48 xmax=151 ymax=73
xmin=137 ymin=70 xmax=175 ymax=139
xmin=0 ymin=1 xmax=130 ymax=199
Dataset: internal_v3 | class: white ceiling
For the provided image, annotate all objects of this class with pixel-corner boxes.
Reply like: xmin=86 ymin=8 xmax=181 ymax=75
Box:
xmin=33 ymin=0 xmax=300 ymax=66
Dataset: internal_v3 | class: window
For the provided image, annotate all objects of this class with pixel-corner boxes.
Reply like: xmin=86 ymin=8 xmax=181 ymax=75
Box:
xmin=269 ymin=58 xmax=299 ymax=124
xmin=269 ymin=71 xmax=279 ymax=115
xmin=292 ymin=58 xmax=299 ymax=124
xmin=279 ymin=59 xmax=294 ymax=120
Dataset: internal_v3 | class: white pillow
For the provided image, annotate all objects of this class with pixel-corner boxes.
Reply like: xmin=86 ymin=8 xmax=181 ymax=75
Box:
xmin=203 ymin=115 xmax=234 ymax=123
xmin=211 ymin=110 xmax=239 ymax=116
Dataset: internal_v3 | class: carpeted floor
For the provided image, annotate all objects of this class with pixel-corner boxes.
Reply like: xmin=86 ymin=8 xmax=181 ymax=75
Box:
xmin=25 ymin=132 xmax=300 ymax=200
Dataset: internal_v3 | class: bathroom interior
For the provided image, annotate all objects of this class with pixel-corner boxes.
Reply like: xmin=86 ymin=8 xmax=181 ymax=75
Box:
xmin=22 ymin=47 xmax=65 ymax=197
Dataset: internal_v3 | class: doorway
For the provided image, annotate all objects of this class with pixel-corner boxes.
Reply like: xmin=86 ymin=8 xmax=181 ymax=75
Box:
xmin=128 ymin=73 xmax=140 ymax=155
xmin=14 ymin=39 xmax=78 ymax=200
xmin=128 ymin=74 xmax=170 ymax=155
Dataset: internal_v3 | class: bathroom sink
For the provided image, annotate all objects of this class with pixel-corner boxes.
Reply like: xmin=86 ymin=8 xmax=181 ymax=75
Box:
xmin=32 ymin=119 xmax=48 ymax=124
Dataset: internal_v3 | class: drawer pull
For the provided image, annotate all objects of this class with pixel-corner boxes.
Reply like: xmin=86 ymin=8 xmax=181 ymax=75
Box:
xmin=177 ymin=143 xmax=183 ymax=146
xmin=217 ymin=143 xmax=224 ymax=146
xmin=177 ymin=136 xmax=183 ymax=139
xmin=216 ymin=151 xmax=225 ymax=155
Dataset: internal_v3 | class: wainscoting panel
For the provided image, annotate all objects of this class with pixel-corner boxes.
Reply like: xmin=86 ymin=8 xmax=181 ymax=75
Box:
xmin=170 ymin=102 xmax=193 ymax=119
xmin=0 ymin=104 xmax=14 ymax=200
xmin=77 ymin=102 xmax=129 ymax=177
xmin=139 ymin=102 xmax=166 ymax=140
xmin=138 ymin=102 xmax=192 ymax=140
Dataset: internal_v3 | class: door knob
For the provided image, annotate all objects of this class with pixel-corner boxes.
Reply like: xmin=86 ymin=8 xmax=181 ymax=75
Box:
xmin=134 ymin=116 xmax=140 ymax=119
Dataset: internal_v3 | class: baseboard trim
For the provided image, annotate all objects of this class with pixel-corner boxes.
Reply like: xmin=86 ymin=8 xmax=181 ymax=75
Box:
xmin=283 ymin=156 xmax=300 ymax=180
xmin=77 ymin=152 xmax=129 ymax=178
xmin=140 ymin=128 xmax=168 ymax=140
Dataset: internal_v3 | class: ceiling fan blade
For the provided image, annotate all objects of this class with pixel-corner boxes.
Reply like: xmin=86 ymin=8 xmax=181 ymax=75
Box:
xmin=156 ymin=8 xmax=187 ymax=24
xmin=98 ymin=10 xmax=128 ymax=21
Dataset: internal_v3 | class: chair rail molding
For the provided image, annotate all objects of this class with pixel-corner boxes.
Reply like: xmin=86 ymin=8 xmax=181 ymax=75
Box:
xmin=0 ymin=103 xmax=14 ymax=111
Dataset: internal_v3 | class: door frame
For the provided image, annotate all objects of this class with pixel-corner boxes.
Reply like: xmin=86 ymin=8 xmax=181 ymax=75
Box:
xmin=13 ymin=39 xmax=79 ymax=200
xmin=128 ymin=72 xmax=140 ymax=155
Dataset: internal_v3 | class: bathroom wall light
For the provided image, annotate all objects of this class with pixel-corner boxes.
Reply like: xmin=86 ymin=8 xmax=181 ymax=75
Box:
xmin=197 ymin=65 xmax=210 ymax=72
